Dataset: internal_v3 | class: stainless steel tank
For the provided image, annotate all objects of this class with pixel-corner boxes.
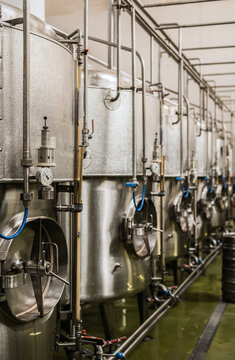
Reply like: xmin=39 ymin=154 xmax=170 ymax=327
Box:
xmin=80 ymin=68 xmax=160 ymax=302
xmin=0 ymin=3 xmax=73 ymax=359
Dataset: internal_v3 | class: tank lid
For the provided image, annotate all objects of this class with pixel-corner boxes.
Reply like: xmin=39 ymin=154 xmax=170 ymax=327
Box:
xmin=2 ymin=0 xmax=45 ymax=21
xmin=1 ymin=2 xmax=58 ymax=41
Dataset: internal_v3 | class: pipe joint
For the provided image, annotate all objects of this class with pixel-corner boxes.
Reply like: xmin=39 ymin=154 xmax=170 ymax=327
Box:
xmin=20 ymin=192 xmax=33 ymax=208
xmin=21 ymin=158 xmax=33 ymax=167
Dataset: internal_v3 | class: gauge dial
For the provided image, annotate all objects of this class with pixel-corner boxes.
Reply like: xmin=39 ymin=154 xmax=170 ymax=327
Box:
xmin=36 ymin=168 xmax=53 ymax=186
xmin=150 ymin=162 xmax=160 ymax=175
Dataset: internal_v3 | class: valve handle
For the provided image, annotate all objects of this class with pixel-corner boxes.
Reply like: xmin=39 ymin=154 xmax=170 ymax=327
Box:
xmin=48 ymin=271 xmax=69 ymax=285
xmin=152 ymin=227 xmax=163 ymax=233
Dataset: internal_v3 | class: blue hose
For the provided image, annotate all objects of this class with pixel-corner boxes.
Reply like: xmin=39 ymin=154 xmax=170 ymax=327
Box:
xmin=133 ymin=185 xmax=145 ymax=212
xmin=0 ymin=208 xmax=28 ymax=240
xmin=207 ymin=180 xmax=214 ymax=194
xmin=180 ymin=184 xmax=189 ymax=199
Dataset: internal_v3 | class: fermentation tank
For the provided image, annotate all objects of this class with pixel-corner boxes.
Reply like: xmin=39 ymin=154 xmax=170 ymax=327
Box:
xmin=0 ymin=2 xmax=73 ymax=358
xmin=80 ymin=68 xmax=160 ymax=302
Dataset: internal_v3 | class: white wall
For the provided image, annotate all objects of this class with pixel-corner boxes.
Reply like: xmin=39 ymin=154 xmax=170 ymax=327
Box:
xmin=3 ymin=0 xmax=45 ymax=21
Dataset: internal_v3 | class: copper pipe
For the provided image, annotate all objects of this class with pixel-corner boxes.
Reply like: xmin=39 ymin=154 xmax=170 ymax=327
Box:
xmin=72 ymin=58 xmax=84 ymax=330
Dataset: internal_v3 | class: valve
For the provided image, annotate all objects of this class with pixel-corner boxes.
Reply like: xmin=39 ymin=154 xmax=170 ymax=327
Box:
xmin=37 ymin=116 xmax=56 ymax=167
xmin=36 ymin=116 xmax=56 ymax=200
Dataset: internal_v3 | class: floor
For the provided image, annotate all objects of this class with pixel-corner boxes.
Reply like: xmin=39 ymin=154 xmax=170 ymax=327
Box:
xmin=56 ymin=254 xmax=235 ymax=359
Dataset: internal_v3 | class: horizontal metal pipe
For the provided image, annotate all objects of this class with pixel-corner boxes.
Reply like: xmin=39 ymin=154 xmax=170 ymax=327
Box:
xmin=108 ymin=244 xmax=221 ymax=359
xmin=217 ymin=89 xmax=235 ymax=93
xmin=203 ymin=72 xmax=235 ymax=77
xmin=144 ymin=0 xmax=223 ymax=7
xmin=183 ymin=44 xmax=235 ymax=51
xmin=156 ymin=20 xmax=235 ymax=30
xmin=211 ymin=85 xmax=235 ymax=88
xmin=193 ymin=61 xmax=235 ymax=66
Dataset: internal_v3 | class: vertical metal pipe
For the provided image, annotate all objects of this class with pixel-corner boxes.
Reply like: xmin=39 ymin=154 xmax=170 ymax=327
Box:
xmin=198 ymin=86 xmax=202 ymax=136
xmin=22 ymin=0 xmax=32 ymax=207
xmin=72 ymin=41 xmax=85 ymax=357
xmin=231 ymin=113 xmax=234 ymax=177
xmin=109 ymin=0 xmax=121 ymax=102
xmin=212 ymin=101 xmax=216 ymax=175
xmin=108 ymin=0 xmax=114 ymax=69
xmin=193 ymin=187 xmax=198 ymax=252
xmin=116 ymin=0 xmax=120 ymax=92
xmin=222 ymin=105 xmax=225 ymax=175
xmin=160 ymin=156 xmax=165 ymax=278
xmin=150 ymin=36 xmax=154 ymax=84
xmin=178 ymin=28 xmax=183 ymax=176
xmin=184 ymin=96 xmax=190 ymax=172
xmin=186 ymin=73 xmax=189 ymax=98
xmin=131 ymin=6 xmax=137 ymax=182
xmin=206 ymin=87 xmax=209 ymax=176
xmin=82 ymin=0 xmax=89 ymax=146
xmin=158 ymin=46 xmax=161 ymax=83
xmin=138 ymin=54 xmax=147 ymax=178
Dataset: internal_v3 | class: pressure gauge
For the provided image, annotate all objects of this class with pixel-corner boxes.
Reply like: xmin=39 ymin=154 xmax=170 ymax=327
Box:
xmin=150 ymin=162 xmax=160 ymax=175
xmin=36 ymin=168 xmax=53 ymax=186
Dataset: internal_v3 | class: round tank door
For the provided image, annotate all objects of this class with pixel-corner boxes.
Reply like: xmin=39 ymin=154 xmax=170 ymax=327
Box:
xmin=1 ymin=217 xmax=68 ymax=322
xmin=172 ymin=191 xmax=194 ymax=233
xmin=215 ymin=184 xmax=228 ymax=212
xmin=198 ymin=185 xmax=216 ymax=221
xmin=123 ymin=197 xmax=157 ymax=258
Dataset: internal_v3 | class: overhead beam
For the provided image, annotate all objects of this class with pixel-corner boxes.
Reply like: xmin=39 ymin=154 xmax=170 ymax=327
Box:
xmin=144 ymin=0 xmax=224 ymax=8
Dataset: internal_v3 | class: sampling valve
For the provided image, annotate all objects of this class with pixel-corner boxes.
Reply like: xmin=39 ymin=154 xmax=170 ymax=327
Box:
xmin=36 ymin=116 xmax=56 ymax=200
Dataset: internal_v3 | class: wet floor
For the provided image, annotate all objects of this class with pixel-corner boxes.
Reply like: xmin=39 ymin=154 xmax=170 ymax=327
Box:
xmin=56 ymin=254 xmax=235 ymax=359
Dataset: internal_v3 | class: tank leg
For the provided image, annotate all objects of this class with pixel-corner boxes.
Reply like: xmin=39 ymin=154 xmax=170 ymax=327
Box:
xmin=171 ymin=259 xmax=179 ymax=286
xmin=65 ymin=349 xmax=80 ymax=360
xmin=137 ymin=289 xmax=149 ymax=324
xmin=99 ymin=302 xmax=116 ymax=340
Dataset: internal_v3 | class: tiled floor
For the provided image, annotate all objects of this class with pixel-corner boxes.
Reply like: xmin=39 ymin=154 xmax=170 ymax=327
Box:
xmin=57 ymin=254 xmax=235 ymax=359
